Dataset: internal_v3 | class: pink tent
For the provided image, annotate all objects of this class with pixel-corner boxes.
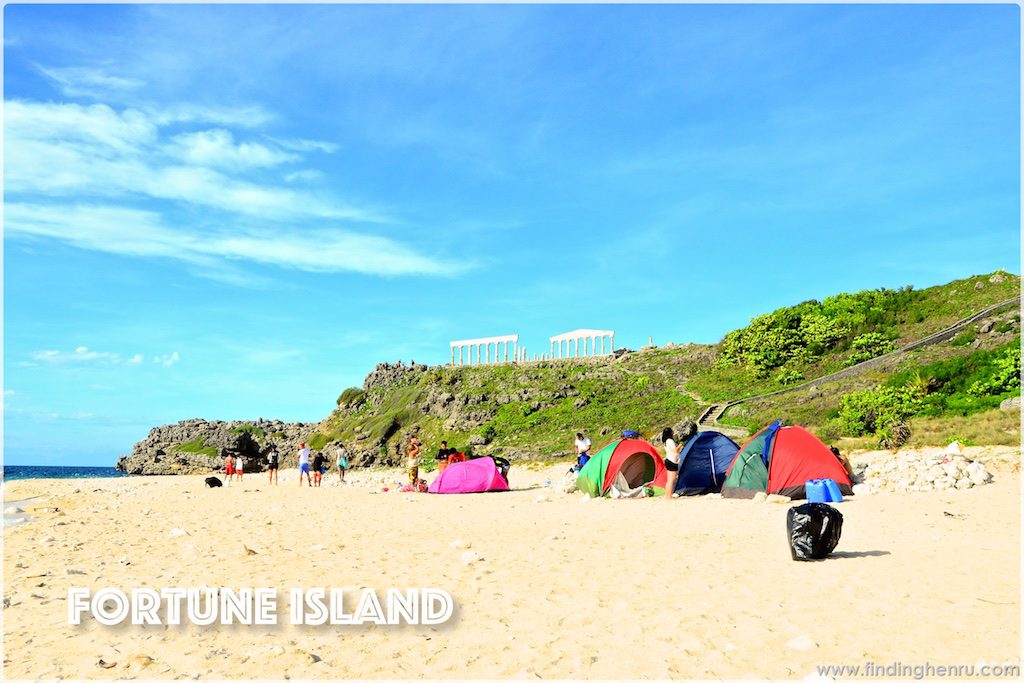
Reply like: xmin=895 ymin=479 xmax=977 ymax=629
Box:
xmin=428 ymin=457 xmax=509 ymax=494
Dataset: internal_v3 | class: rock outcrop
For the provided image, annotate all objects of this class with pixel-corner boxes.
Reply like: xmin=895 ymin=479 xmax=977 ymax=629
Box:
xmin=116 ymin=418 xmax=314 ymax=475
xmin=852 ymin=450 xmax=993 ymax=494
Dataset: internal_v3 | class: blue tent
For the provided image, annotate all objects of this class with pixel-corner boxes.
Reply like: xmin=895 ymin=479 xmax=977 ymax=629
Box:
xmin=674 ymin=431 xmax=740 ymax=495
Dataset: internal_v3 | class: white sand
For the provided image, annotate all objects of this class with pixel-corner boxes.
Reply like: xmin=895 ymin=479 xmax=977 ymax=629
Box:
xmin=3 ymin=447 xmax=1020 ymax=679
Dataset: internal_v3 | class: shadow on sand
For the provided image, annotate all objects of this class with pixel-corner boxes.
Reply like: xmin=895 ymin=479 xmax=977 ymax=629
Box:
xmin=828 ymin=550 xmax=891 ymax=559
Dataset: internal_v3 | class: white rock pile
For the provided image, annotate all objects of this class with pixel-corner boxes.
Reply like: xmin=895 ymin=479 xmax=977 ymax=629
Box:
xmin=855 ymin=449 xmax=992 ymax=494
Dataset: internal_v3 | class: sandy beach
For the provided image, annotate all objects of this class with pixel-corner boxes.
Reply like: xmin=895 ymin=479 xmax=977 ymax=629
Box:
xmin=3 ymin=447 xmax=1020 ymax=680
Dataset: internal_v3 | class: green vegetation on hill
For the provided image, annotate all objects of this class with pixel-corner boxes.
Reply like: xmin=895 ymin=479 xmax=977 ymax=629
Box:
xmin=196 ymin=271 xmax=1020 ymax=464
xmin=717 ymin=271 xmax=1018 ymax=385
xmin=315 ymin=357 xmax=701 ymax=459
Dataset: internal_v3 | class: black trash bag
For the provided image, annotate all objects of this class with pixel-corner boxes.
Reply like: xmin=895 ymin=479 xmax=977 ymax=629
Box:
xmin=787 ymin=503 xmax=843 ymax=560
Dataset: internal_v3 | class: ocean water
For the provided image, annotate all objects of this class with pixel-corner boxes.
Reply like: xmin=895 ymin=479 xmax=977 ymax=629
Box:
xmin=2 ymin=465 xmax=130 ymax=481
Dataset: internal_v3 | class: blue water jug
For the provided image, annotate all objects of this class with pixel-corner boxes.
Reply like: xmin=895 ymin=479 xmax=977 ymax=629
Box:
xmin=823 ymin=478 xmax=843 ymax=503
xmin=805 ymin=479 xmax=828 ymax=503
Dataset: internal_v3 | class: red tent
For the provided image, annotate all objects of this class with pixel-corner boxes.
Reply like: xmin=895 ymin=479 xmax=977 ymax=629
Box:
xmin=722 ymin=423 xmax=853 ymax=499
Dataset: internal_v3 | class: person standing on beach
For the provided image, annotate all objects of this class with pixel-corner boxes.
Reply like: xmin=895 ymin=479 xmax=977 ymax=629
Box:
xmin=574 ymin=432 xmax=592 ymax=471
xmin=298 ymin=442 xmax=312 ymax=487
xmin=266 ymin=446 xmax=279 ymax=485
xmin=224 ymin=453 xmax=235 ymax=485
xmin=312 ymin=451 xmax=326 ymax=487
xmin=662 ymin=427 xmax=681 ymax=499
xmin=235 ymin=454 xmax=244 ymax=482
xmin=407 ymin=435 xmax=421 ymax=486
xmin=435 ymin=440 xmax=454 ymax=473
xmin=335 ymin=443 xmax=349 ymax=483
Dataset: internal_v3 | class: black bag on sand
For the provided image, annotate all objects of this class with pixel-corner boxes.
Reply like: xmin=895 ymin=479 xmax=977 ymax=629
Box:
xmin=205 ymin=476 xmax=223 ymax=488
xmin=787 ymin=503 xmax=843 ymax=560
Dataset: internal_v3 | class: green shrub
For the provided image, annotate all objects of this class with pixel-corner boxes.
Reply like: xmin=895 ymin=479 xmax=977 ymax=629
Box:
xmin=775 ymin=368 xmax=805 ymax=385
xmin=479 ymin=423 xmax=497 ymax=443
xmin=337 ymin=387 xmax=366 ymax=408
xmin=717 ymin=286 xmax=923 ymax=375
xmin=845 ymin=332 xmax=897 ymax=366
xmin=837 ymin=386 xmax=923 ymax=436
xmin=968 ymin=345 xmax=1020 ymax=397
xmin=886 ymin=340 xmax=1020 ymax=416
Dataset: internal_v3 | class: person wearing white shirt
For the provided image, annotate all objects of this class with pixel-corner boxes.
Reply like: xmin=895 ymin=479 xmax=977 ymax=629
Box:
xmin=574 ymin=432 xmax=592 ymax=471
xmin=298 ymin=443 xmax=312 ymax=487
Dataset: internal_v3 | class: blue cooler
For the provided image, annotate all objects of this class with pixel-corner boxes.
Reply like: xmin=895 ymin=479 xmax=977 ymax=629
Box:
xmin=805 ymin=478 xmax=843 ymax=502
xmin=805 ymin=479 xmax=828 ymax=503
xmin=823 ymin=478 xmax=844 ymax=502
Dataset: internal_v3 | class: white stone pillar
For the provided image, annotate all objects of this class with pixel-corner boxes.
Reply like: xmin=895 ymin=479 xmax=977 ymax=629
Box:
xmin=611 ymin=333 xmax=615 ymax=353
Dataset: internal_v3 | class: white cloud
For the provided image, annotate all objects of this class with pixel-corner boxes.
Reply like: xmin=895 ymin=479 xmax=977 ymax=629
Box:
xmin=5 ymin=203 xmax=456 ymax=277
xmin=284 ymin=169 xmax=325 ymax=183
xmin=170 ymin=129 xmax=299 ymax=170
xmin=149 ymin=103 xmax=275 ymax=129
xmin=36 ymin=65 xmax=146 ymax=98
xmin=4 ymin=92 xmax=460 ymax=281
xmin=154 ymin=352 xmax=180 ymax=368
xmin=31 ymin=346 xmax=122 ymax=364
xmin=4 ymin=99 xmax=378 ymax=222
xmin=24 ymin=346 xmax=179 ymax=368
xmin=271 ymin=137 xmax=340 ymax=154
xmin=5 ymin=100 xmax=157 ymax=153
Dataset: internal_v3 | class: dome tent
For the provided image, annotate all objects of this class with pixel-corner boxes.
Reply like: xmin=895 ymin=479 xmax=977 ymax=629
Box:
xmin=576 ymin=438 xmax=667 ymax=497
xmin=428 ymin=456 xmax=510 ymax=494
xmin=673 ymin=430 xmax=740 ymax=496
xmin=721 ymin=421 xmax=853 ymax=499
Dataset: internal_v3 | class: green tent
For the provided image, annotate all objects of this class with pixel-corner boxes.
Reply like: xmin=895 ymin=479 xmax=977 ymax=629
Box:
xmin=720 ymin=427 xmax=771 ymax=494
xmin=576 ymin=438 xmax=667 ymax=497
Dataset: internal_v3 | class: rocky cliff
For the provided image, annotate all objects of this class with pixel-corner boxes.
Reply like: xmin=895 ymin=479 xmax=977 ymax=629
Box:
xmin=115 ymin=418 xmax=316 ymax=475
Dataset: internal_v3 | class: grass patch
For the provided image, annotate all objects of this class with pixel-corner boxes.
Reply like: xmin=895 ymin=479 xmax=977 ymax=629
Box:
xmin=837 ymin=407 xmax=1020 ymax=449
xmin=175 ymin=436 xmax=218 ymax=457
xmin=307 ymin=433 xmax=332 ymax=450
xmin=229 ymin=425 xmax=265 ymax=438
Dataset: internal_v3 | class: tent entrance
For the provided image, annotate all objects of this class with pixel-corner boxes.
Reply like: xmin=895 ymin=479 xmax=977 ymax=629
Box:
xmin=615 ymin=453 xmax=656 ymax=489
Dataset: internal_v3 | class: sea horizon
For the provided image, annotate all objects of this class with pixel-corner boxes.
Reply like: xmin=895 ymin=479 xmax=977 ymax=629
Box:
xmin=1 ymin=465 xmax=130 ymax=482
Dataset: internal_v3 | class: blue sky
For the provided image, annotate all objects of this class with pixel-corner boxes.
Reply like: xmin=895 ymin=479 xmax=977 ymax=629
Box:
xmin=3 ymin=4 xmax=1020 ymax=466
